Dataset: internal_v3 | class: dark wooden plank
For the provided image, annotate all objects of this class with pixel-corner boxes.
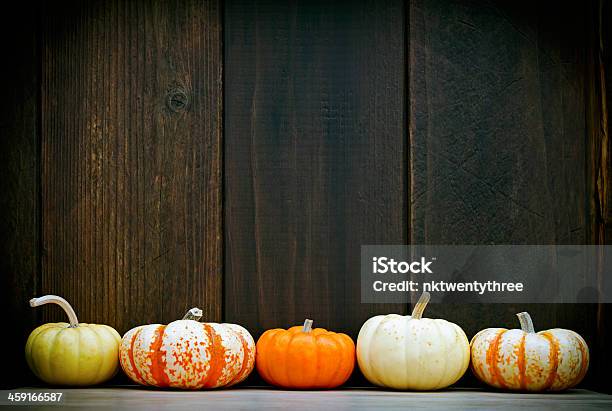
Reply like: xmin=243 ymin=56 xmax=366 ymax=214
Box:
xmin=604 ymin=0 xmax=611 ymax=394
xmin=225 ymin=0 xmax=406 ymax=340
xmin=0 ymin=3 xmax=39 ymax=389
xmin=409 ymin=0 xmax=595 ymax=387
xmin=586 ymin=0 xmax=611 ymax=394
xmin=40 ymin=0 xmax=222 ymax=335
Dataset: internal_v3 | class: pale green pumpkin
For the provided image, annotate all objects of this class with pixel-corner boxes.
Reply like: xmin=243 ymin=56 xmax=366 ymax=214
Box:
xmin=25 ymin=295 xmax=121 ymax=386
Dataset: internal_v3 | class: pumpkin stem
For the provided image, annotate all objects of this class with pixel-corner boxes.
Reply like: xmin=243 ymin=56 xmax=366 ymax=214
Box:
xmin=303 ymin=319 xmax=314 ymax=333
xmin=411 ymin=291 xmax=431 ymax=320
xmin=182 ymin=307 xmax=203 ymax=321
xmin=30 ymin=295 xmax=79 ymax=327
xmin=517 ymin=312 xmax=535 ymax=333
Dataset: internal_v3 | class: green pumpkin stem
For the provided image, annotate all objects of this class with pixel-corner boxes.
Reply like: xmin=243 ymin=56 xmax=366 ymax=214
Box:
xmin=411 ymin=291 xmax=431 ymax=320
xmin=303 ymin=319 xmax=314 ymax=333
xmin=517 ymin=312 xmax=535 ymax=333
xmin=182 ymin=307 xmax=203 ymax=321
xmin=30 ymin=295 xmax=79 ymax=327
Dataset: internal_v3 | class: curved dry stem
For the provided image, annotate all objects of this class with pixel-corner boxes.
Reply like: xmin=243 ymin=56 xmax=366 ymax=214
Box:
xmin=516 ymin=312 xmax=535 ymax=333
xmin=411 ymin=291 xmax=431 ymax=320
xmin=30 ymin=295 xmax=79 ymax=327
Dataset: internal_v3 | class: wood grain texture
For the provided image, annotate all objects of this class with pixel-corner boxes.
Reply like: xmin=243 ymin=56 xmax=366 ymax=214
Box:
xmin=409 ymin=0 xmax=595 ymax=386
xmin=40 ymin=0 xmax=222 ymax=334
xmin=0 ymin=3 xmax=39 ymax=389
xmin=587 ymin=0 xmax=611 ymax=393
xmin=224 ymin=0 xmax=407 ymax=339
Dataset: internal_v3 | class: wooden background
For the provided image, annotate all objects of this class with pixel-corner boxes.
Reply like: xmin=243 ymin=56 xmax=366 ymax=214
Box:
xmin=1 ymin=0 xmax=609 ymax=391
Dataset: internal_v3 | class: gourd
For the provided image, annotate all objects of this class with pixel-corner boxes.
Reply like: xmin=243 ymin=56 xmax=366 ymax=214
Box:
xmin=470 ymin=312 xmax=589 ymax=391
xmin=357 ymin=292 xmax=469 ymax=390
xmin=25 ymin=295 xmax=121 ymax=386
xmin=119 ymin=308 xmax=255 ymax=389
xmin=256 ymin=319 xmax=355 ymax=389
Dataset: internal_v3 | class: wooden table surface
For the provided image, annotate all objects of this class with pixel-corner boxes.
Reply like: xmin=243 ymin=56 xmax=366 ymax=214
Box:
xmin=1 ymin=387 xmax=610 ymax=410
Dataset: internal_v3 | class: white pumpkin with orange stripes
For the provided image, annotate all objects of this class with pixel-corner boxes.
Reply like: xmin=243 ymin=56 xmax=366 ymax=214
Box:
xmin=470 ymin=312 xmax=589 ymax=392
xmin=119 ymin=308 xmax=255 ymax=389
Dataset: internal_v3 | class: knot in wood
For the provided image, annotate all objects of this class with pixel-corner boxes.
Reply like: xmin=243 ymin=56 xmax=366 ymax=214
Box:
xmin=166 ymin=88 xmax=190 ymax=112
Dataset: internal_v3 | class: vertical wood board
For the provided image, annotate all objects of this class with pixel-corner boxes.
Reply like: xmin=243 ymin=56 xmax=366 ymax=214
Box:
xmin=40 ymin=0 xmax=223 ymax=333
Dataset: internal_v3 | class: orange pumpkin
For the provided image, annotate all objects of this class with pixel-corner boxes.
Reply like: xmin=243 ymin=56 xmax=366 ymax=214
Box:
xmin=256 ymin=319 xmax=355 ymax=389
xmin=119 ymin=308 xmax=255 ymax=389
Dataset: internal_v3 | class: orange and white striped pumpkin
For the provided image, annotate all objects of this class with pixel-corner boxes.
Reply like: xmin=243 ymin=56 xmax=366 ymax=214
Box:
xmin=470 ymin=312 xmax=589 ymax=392
xmin=119 ymin=308 xmax=255 ymax=389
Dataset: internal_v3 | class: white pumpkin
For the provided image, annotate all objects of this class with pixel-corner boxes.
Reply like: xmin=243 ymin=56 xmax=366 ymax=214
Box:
xmin=357 ymin=292 xmax=469 ymax=390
